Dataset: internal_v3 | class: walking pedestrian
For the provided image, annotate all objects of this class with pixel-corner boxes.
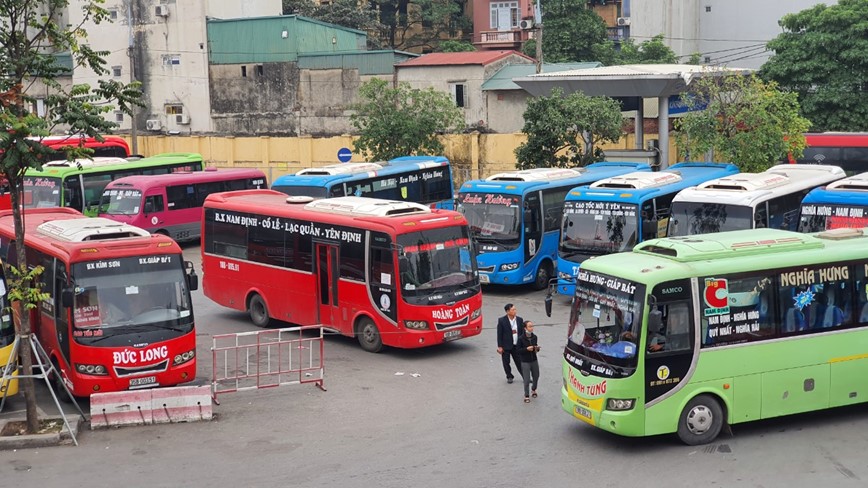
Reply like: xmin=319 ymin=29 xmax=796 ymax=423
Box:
xmin=496 ymin=303 xmax=524 ymax=384
xmin=517 ymin=320 xmax=541 ymax=403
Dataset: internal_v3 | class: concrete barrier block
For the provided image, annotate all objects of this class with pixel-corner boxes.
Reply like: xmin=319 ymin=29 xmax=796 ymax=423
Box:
xmin=150 ymin=385 xmax=212 ymax=424
xmin=90 ymin=390 xmax=153 ymax=429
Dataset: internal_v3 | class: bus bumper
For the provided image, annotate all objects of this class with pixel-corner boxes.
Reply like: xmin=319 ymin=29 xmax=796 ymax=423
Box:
xmin=478 ymin=268 xmax=534 ymax=286
xmin=557 ymin=278 xmax=575 ymax=297
xmin=561 ymin=384 xmax=643 ymax=437
xmin=385 ymin=315 xmax=483 ymax=349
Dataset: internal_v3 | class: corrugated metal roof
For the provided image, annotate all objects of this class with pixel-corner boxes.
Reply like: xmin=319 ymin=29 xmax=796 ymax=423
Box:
xmin=481 ymin=62 xmax=601 ymax=91
xmin=396 ymin=50 xmax=535 ymax=67
xmin=207 ymin=15 xmax=367 ymax=64
xmin=298 ymin=50 xmax=419 ymax=75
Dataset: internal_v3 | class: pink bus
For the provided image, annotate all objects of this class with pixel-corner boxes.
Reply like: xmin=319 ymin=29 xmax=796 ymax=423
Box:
xmin=98 ymin=168 xmax=267 ymax=242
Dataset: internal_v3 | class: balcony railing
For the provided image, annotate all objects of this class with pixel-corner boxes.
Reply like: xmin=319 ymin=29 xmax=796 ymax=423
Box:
xmin=474 ymin=30 xmax=524 ymax=44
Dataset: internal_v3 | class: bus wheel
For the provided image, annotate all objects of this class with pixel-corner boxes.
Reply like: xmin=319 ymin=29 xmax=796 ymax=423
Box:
xmin=677 ymin=394 xmax=724 ymax=445
xmin=248 ymin=293 xmax=271 ymax=328
xmin=532 ymin=261 xmax=552 ymax=291
xmin=356 ymin=318 xmax=383 ymax=353
xmin=50 ymin=359 xmax=73 ymax=404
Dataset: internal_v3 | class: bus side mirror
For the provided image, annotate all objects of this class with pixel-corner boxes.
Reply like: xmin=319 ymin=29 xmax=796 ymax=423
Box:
xmin=185 ymin=261 xmax=199 ymax=291
xmin=61 ymin=288 xmax=74 ymax=308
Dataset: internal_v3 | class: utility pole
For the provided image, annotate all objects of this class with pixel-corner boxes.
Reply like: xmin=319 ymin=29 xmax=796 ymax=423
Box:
xmin=534 ymin=0 xmax=543 ymax=74
xmin=127 ymin=3 xmax=138 ymax=155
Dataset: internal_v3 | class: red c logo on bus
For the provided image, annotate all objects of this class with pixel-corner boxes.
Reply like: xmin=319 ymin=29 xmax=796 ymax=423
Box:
xmin=704 ymin=278 xmax=728 ymax=308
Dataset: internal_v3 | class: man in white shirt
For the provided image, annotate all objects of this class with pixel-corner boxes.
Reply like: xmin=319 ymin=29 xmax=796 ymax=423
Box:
xmin=496 ymin=303 xmax=525 ymax=383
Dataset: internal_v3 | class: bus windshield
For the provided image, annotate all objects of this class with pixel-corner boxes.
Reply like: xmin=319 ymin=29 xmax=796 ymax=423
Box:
xmin=398 ymin=227 xmax=479 ymax=305
xmin=23 ymin=176 xmax=62 ymax=208
xmin=70 ymin=255 xmax=193 ymax=347
xmin=272 ymin=185 xmax=329 ymax=198
xmin=457 ymin=192 xmax=522 ymax=244
xmin=799 ymin=203 xmax=868 ymax=232
xmin=99 ymin=188 xmax=143 ymax=215
xmin=669 ymin=202 xmax=754 ymax=236
xmin=560 ymin=201 xmax=638 ymax=256
xmin=566 ymin=270 xmax=645 ymax=375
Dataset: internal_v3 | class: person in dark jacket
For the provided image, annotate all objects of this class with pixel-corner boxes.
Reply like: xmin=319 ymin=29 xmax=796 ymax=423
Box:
xmin=496 ymin=303 xmax=524 ymax=383
xmin=516 ymin=320 xmax=540 ymax=403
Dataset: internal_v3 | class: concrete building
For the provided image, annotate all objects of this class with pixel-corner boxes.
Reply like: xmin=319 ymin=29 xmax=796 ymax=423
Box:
xmin=68 ymin=0 xmax=282 ymax=135
xmin=396 ymin=51 xmax=535 ymax=131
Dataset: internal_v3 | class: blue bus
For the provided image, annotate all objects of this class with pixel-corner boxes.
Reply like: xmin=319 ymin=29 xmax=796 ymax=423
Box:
xmin=799 ymin=172 xmax=868 ymax=232
xmin=271 ymin=156 xmax=455 ymax=209
xmin=457 ymin=162 xmax=651 ymax=290
xmin=556 ymin=162 xmax=740 ymax=296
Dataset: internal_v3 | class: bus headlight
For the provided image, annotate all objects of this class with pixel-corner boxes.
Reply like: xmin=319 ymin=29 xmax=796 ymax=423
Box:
xmin=75 ymin=363 xmax=109 ymax=376
xmin=558 ymin=272 xmax=574 ymax=281
xmin=606 ymin=398 xmax=635 ymax=411
xmin=404 ymin=320 xmax=429 ymax=330
xmin=173 ymin=349 xmax=196 ymax=366
xmin=500 ymin=262 xmax=519 ymax=271
xmin=471 ymin=308 xmax=481 ymax=319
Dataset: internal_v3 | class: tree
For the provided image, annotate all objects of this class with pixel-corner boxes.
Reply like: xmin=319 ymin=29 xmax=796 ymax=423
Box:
xmin=675 ymin=74 xmax=810 ymax=172
xmin=760 ymin=0 xmax=868 ymax=132
xmin=283 ymin=0 xmax=385 ymax=48
xmin=515 ymin=88 xmax=625 ymax=169
xmin=350 ymin=78 xmax=464 ymax=161
xmin=615 ymin=35 xmax=678 ymax=64
xmin=437 ymin=40 xmax=475 ymax=52
xmin=372 ymin=0 xmax=471 ymax=51
xmin=0 ymin=0 xmax=141 ymax=433
xmin=538 ymin=4 xmax=608 ymax=63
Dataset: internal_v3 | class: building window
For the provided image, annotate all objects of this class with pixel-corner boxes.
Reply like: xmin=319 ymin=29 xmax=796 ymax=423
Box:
xmin=704 ymin=56 xmax=711 ymax=63
xmin=705 ymin=6 xmax=711 ymax=12
xmin=490 ymin=1 xmax=519 ymax=30
xmin=256 ymin=65 xmax=264 ymax=76
xmin=109 ymin=9 xmax=118 ymax=20
xmin=112 ymin=65 xmax=122 ymax=77
xmin=165 ymin=105 xmax=184 ymax=115
xmin=241 ymin=66 xmax=247 ymax=77
xmin=161 ymin=54 xmax=181 ymax=66
xmin=450 ymin=82 xmax=467 ymax=108
xmin=115 ymin=112 xmax=124 ymax=122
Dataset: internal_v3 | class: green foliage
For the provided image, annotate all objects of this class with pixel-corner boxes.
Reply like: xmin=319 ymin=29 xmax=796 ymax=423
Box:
xmin=686 ymin=52 xmax=703 ymax=65
xmin=592 ymin=34 xmax=678 ymax=66
xmin=4 ymin=265 xmax=50 ymax=313
xmin=539 ymin=5 xmax=608 ymax=62
xmin=283 ymin=0 xmax=385 ymax=48
xmin=675 ymin=75 xmax=811 ymax=172
xmin=373 ymin=0 xmax=471 ymax=51
xmin=350 ymin=78 xmax=465 ymax=161
xmin=437 ymin=40 xmax=475 ymax=52
xmin=760 ymin=0 xmax=868 ymax=131
xmin=515 ymin=88 xmax=625 ymax=169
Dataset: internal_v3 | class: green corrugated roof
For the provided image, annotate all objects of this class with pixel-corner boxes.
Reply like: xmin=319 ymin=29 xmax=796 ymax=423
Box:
xmin=298 ymin=50 xmax=418 ymax=75
xmin=207 ymin=15 xmax=368 ymax=64
xmin=481 ymin=62 xmax=602 ymax=91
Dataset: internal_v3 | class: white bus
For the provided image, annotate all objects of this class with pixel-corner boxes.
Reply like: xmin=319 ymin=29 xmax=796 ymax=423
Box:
xmin=668 ymin=164 xmax=846 ymax=236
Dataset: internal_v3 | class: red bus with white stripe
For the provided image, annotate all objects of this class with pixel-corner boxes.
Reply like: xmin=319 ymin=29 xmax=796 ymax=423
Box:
xmin=0 ymin=208 xmax=199 ymax=397
xmin=202 ymin=191 xmax=483 ymax=352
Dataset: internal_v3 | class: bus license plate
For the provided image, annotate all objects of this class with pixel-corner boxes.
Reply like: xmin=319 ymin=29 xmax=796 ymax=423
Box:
xmin=574 ymin=405 xmax=593 ymax=423
xmin=479 ymin=274 xmax=490 ymax=284
xmin=443 ymin=330 xmax=462 ymax=341
xmin=129 ymin=376 xmax=157 ymax=387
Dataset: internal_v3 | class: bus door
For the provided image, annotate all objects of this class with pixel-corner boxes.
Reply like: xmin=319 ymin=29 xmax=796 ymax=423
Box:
xmin=315 ymin=243 xmax=340 ymax=327
xmin=523 ymin=192 xmax=542 ymax=264
xmin=143 ymin=190 xmax=166 ymax=230
xmin=644 ymin=279 xmax=695 ymax=405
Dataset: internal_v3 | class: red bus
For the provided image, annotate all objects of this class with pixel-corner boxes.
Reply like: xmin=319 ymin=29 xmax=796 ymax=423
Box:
xmin=790 ymin=132 xmax=868 ymax=175
xmin=99 ymin=168 xmax=267 ymax=242
xmin=202 ymin=191 xmax=483 ymax=352
xmin=0 ymin=208 xmax=199 ymax=397
xmin=39 ymin=135 xmax=131 ymax=159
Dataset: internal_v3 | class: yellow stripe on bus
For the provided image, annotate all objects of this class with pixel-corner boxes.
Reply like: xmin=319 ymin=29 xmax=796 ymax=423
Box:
xmin=829 ymin=353 xmax=868 ymax=363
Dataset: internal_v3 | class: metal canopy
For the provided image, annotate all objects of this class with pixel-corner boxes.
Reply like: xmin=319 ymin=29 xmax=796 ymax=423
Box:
xmin=514 ymin=64 xmax=753 ymax=168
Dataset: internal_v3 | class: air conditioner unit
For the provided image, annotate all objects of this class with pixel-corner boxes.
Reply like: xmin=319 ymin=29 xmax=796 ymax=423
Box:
xmin=175 ymin=114 xmax=190 ymax=125
xmin=519 ymin=19 xmax=534 ymax=30
xmin=155 ymin=5 xmax=169 ymax=17
xmin=145 ymin=119 xmax=161 ymax=131
xmin=616 ymin=17 xmax=631 ymax=26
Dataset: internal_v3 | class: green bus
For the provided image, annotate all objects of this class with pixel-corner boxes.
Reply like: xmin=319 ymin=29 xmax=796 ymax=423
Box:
xmin=557 ymin=226 xmax=868 ymax=444
xmin=23 ymin=152 xmax=204 ymax=217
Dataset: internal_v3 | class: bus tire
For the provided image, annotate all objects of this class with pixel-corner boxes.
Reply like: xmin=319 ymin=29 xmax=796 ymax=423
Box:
xmin=532 ymin=261 xmax=552 ymax=290
xmin=248 ymin=293 xmax=271 ymax=328
xmin=677 ymin=394 xmax=724 ymax=445
xmin=356 ymin=318 xmax=383 ymax=353
xmin=50 ymin=358 xmax=73 ymax=404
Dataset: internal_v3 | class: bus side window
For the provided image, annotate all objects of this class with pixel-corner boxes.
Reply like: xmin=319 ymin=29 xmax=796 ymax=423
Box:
xmin=64 ymin=177 xmax=84 ymax=212
xmin=754 ymin=202 xmax=768 ymax=229
xmin=144 ymin=195 xmax=164 ymax=214
xmin=640 ymin=201 xmax=657 ymax=241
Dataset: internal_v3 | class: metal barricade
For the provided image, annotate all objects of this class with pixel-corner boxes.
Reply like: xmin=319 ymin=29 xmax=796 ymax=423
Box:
xmin=211 ymin=325 xmax=325 ymax=403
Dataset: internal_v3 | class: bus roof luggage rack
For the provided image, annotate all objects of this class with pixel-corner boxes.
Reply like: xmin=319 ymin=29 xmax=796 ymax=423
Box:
xmin=304 ymin=196 xmax=431 ymax=217
xmin=37 ymin=217 xmax=150 ymax=242
xmin=697 ymin=173 xmax=789 ymax=192
xmin=816 ymin=227 xmax=865 ymax=240
xmin=43 ymin=157 xmax=129 ymax=169
xmin=590 ymin=170 xmax=682 ymax=189
xmin=486 ymin=167 xmax=585 ymax=182
xmin=296 ymin=162 xmax=384 ymax=176
xmin=826 ymin=173 xmax=868 ymax=192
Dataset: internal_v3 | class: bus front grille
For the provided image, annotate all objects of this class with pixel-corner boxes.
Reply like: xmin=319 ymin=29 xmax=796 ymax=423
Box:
xmin=434 ymin=316 xmax=469 ymax=331
xmin=114 ymin=359 xmax=170 ymax=377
